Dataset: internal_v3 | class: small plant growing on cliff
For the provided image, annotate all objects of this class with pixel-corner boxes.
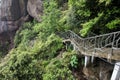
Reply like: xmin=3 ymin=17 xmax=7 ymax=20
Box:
xmin=70 ymin=55 xmax=78 ymax=68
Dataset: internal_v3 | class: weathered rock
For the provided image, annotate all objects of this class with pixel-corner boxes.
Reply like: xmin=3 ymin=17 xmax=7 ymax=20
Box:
xmin=27 ymin=0 xmax=43 ymax=22
xmin=1 ymin=0 xmax=28 ymax=21
xmin=82 ymin=59 xmax=113 ymax=80
xmin=0 ymin=0 xmax=43 ymax=33
xmin=99 ymin=61 xmax=113 ymax=80
xmin=0 ymin=0 xmax=43 ymax=50
xmin=0 ymin=0 xmax=28 ymax=33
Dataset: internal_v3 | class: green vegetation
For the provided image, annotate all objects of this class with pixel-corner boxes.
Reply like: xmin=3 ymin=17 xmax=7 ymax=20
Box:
xmin=0 ymin=0 xmax=120 ymax=80
xmin=70 ymin=55 xmax=78 ymax=68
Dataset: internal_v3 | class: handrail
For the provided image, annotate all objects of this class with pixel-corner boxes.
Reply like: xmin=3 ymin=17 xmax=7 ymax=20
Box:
xmin=68 ymin=30 xmax=120 ymax=40
xmin=60 ymin=30 xmax=120 ymax=57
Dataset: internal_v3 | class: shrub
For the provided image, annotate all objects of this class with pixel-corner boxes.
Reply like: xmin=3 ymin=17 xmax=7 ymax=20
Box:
xmin=70 ymin=55 xmax=78 ymax=68
xmin=43 ymin=59 xmax=75 ymax=80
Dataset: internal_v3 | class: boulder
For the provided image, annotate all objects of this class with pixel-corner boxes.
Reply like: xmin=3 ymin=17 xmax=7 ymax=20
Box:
xmin=0 ymin=0 xmax=43 ymax=33
xmin=27 ymin=0 xmax=43 ymax=22
xmin=0 ymin=0 xmax=43 ymax=50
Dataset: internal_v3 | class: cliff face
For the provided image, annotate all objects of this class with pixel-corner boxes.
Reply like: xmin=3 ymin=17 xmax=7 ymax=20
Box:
xmin=0 ymin=0 xmax=43 ymax=50
xmin=0 ymin=0 xmax=42 ymax=33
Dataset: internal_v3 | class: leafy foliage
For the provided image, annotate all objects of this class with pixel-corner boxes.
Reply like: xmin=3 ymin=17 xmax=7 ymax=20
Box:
xmin=0 ymin=0 xmax=120 ymax=80
xmin=63 ymin=0 xmax=120 ymax=36
xmin=106 ymin=19 xmax=120 ymax=29
xmin=70 ymin=55 xmax=78 ymax=68
xmin=0 ymin=0 xmax=75 ymax=80
xmin=43 ymin=58 xmax=75 ymax=80
xmin=80 ymin=13 xmax=104 ymax=36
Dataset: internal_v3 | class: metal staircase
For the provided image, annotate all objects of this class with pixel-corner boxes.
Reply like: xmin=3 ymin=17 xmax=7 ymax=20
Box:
xmin=60 ymin=30 xmax=120 ymax=60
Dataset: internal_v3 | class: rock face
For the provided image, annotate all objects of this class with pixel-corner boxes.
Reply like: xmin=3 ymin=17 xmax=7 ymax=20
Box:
xmin=0 ymin=0 xmax=28 ymax=21
xmin=27 ymin=0 xmax=43 ymax=22
xmin=0 ymin=0 xmax=28 ymax=33
xmin=0 ymin=0 xmax=43 ymax=50
xmin=0 ymin=0 xmax=42 ymax=33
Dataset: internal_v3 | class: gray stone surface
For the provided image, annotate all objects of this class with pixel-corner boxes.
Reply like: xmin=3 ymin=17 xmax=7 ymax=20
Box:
xmin=27 ymin=0 xmax=43 ymax=22
xmin=0 ymin=0 xmax=28 ymax=21
xmin=0 ymin=0 xmax=43 ymax=33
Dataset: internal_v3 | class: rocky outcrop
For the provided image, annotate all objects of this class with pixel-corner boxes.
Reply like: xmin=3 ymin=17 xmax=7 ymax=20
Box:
xmin=0 ymin=0 xmax=43 ymax=34
xmin=0 ymin=0 xmax=43 ymax=50
xmin=27 ymin=0 xmax=43 ymax=22
xmin=0 ymin=0 xmax=28 ymax=21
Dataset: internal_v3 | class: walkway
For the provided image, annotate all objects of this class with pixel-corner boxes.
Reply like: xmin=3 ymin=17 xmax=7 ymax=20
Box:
xmin=60 ymin=30 xmax=120 ymax=60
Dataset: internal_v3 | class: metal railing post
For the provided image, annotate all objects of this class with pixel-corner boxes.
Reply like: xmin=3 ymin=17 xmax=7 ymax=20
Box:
xmin=111 ymin=33 xmax=116 ymax=55
xmin=59 ymin=30 xmax=120 ymax=61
